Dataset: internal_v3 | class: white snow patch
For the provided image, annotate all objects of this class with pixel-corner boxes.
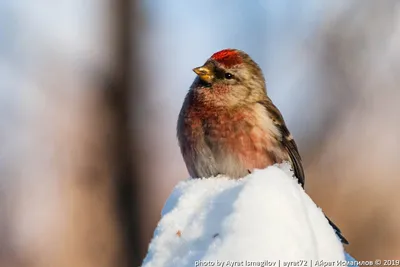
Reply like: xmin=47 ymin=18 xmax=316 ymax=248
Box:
xmin=142 ymin=163 xmax=346 ymax=267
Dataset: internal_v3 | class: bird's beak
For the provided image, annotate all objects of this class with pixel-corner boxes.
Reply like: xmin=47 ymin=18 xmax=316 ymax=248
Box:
xmin=193 ymin=64 xmax=214 ymax=83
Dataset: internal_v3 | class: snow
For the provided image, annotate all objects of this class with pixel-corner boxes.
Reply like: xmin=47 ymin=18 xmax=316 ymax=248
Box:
xmin=142 ymin=163 xmax=356 ymax=267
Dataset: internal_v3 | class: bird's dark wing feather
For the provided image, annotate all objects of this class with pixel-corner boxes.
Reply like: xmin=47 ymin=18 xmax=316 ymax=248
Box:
xmin=258 ymin=98 xmax=349 ymax=245
xmin=258 ymin=99 xmax=305 ymax=187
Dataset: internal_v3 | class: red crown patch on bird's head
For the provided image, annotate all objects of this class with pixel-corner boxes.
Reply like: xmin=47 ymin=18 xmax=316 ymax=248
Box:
xmin=211 ymin=49 xmax=243 ymax=67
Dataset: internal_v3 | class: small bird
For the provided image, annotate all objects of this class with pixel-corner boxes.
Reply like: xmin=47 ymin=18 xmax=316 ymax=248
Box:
xmin=177 ymin=48 xmax=348 ymax=244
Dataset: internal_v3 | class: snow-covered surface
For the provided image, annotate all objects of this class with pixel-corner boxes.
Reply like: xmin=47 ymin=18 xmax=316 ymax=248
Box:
xmin=143 ymin=163 xmax=353 ymax=267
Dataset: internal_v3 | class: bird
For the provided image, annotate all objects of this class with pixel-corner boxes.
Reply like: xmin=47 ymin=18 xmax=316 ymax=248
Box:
xmin=176 ymin=48 xmax=348 ymax=245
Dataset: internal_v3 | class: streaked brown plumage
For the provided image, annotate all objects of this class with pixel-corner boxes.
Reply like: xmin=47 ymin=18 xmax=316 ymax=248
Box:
xmin=177 ymin=48 xmax=348 ymax=244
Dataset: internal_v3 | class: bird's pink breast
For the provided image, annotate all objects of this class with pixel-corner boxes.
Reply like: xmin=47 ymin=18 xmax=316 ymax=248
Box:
xmin=184 ymin=105 xmax=278 ymax=171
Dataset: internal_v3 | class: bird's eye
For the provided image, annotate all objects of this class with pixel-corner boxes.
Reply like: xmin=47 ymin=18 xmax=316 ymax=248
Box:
xmin=224 ymin=73 xmax=234 ymax=79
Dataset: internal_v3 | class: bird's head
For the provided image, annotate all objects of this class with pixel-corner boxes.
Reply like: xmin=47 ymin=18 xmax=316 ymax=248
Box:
xmin=191 ymin=49 xmax=267 ymax=107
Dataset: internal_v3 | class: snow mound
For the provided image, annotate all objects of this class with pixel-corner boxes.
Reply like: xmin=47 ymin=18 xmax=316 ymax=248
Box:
xmin=142 ymin=163 xmax=349 ymax=267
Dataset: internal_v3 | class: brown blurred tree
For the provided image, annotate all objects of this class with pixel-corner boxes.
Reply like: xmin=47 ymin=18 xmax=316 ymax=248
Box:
xmin=0 ymin=0 xmax=143 ymax=266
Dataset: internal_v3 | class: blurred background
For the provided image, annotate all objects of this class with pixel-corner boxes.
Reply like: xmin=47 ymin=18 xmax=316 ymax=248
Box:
xmin=1 ymin=0 xmax=400 ymax=266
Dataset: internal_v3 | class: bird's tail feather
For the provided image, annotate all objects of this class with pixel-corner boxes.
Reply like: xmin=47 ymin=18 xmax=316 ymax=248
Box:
xmin=326 ymin=215 xmax=349 ymax=245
